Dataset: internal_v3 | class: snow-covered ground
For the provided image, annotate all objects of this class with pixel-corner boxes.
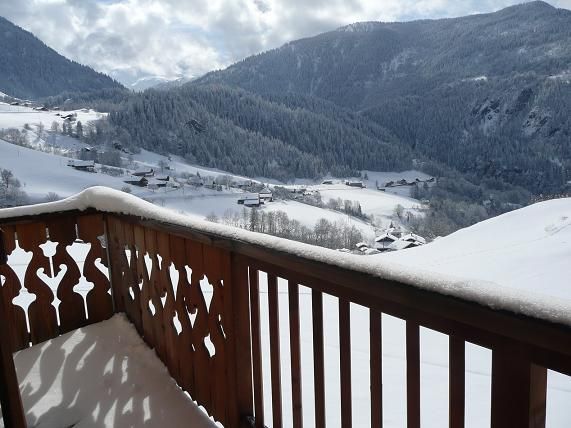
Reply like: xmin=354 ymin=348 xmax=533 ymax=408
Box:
xmin=0 ymin=102 xmax=104 ymax=131
xmin=0 ymin=315 xmax=217 ymax=428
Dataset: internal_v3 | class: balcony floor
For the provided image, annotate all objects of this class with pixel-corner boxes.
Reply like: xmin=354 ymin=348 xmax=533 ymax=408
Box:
xmin=0 ymin=315 xmax=217 ymax=428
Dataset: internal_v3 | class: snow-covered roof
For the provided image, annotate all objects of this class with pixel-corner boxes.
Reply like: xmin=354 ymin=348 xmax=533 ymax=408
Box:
xmin=388 ymin=240 xmax=416 ymax=251
xmin=401 ymin=233 xmax=426 ymax=244
xmin=375 ymin=232 xmax=398 ymax=242
xmin=1 ymin=187 xmax=571 ymax=327
xmin=67 ymin=159 xmax=95 ymax=167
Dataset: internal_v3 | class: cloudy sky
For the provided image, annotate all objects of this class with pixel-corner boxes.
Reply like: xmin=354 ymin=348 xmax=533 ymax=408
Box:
xmin=0 ymin=0 xmax=569 ymax=86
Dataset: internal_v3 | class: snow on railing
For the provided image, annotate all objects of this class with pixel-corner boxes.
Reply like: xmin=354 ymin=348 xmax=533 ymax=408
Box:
xmin=0 ymin=186 xmax=570 ymax=327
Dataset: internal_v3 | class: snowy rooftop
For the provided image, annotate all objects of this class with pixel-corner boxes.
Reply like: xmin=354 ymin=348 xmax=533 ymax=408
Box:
xmin=1 ymin=187 xmax=571 ymax=327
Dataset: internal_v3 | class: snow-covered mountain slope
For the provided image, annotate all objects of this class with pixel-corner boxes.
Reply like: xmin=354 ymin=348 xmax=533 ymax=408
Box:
xmin=0 ymin=102 xmax=104 ymax=130
xmin=0 ymin=139 xmax=121 ymax=199
xmin=380 ymin=198 xmax=571 ymax=299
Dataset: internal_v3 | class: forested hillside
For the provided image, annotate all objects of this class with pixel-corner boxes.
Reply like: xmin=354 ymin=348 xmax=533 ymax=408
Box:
xmin=197 ymin=1 xmax=571 ymax=193
xmin=109 ymin=85 xmax=413 ymax=181
xmin=0 ymin=17 xmax=123 ymax=99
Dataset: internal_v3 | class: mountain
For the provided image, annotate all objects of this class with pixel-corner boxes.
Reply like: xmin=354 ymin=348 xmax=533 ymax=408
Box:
xmin=197 ymin=1 xmax=571 ymax=193
xmin=0 ymin=16 xmax=123 ymax=99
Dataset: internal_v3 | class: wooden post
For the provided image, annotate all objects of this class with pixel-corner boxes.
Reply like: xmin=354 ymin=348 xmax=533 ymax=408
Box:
xmin=230 ymin=254 xmax=254 ymax=428
xmin=0 ymin=228 xmax=27 ymax=427
xmin=491 ymin=343 xmax=546 ymax=428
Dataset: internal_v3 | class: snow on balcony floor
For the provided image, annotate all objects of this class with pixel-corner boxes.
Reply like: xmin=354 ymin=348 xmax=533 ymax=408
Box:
xmin=0 ymin=314 xmax=217 ymax=428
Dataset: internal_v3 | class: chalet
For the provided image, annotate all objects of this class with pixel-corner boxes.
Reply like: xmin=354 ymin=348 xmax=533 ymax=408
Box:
xmin=9 ymin=102 xmax=19 ymax=106
xmin=132 ymin=168 xmax=155 ymax=177
xmin=321 ymin=180 xmax=333 ymax=185
xmin=148 ymin=176 xmax=179 ymax=190
xmin=401 ymin=233 xmax=426 ymax=246
xmin=238 ymin=195 xmax=263 ymax=207
xmin=34 ymin=106 xmax=48 ymax=111
xmin=259 ymin=187 xmax=273 ymax=202
xmin=387 ymin=239 xmax=417 ymax=251
xmin=374 ymin=232 xmax=398 ymax=251
xmin=397 ymin=179 xmax=408 ymax=185
xmin=67 ymin=160 xmax=95 ymax=172
xmin=385 ymin=181 xmax=395 ymax=187
xmin=124 ymin=176 xmax=148 ymax=187
xmin=345 ymin=180 xmax=365 ymax=188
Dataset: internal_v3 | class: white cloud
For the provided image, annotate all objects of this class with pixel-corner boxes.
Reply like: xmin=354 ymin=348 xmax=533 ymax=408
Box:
xmin=0 ymin=0 xmax=569 ymax=85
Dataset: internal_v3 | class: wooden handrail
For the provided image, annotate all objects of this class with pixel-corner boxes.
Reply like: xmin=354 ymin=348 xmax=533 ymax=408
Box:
xmin=0 ymin=208 xmax=567 ymax=428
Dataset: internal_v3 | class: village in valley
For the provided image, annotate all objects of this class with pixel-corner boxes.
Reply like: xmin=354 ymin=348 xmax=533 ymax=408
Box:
xmin=0 ymin=99 xmax=433 ymax=254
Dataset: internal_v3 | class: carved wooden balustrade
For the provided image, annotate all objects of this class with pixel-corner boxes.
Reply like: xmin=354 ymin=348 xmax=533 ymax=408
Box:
xmin=1 ymin=208 xmax=571 ymax=428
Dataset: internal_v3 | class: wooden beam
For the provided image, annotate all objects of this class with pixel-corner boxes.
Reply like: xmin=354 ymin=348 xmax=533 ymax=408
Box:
xmin=289 ymin=282 xmax=304 ymax=428
xmin=370 ymin=310 xmax=383 ymax=428
xmin=339 ymin=299 xmax=352 ymax=428
xmin=491 ymin=343 xmax=546 ymax=428
xmin=249 ymin=268 xmax=265 ymax=428
xmin=268 ymin=274 xmax=283 ymax=428
xmin=449 ymin=335 xmax=465 ymax=428
xmin=312 ymin=290 xmax=326 ymax=428
xmin=406 ymin=322 xmax=420 ymax=428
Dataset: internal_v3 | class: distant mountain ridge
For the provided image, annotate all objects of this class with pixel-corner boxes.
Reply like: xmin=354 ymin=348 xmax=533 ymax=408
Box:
xmin=0 ymin=16 xmax=123 ymax=99
xmin=196 ymin=1 xmax=571 ymax=193
xmin=198 ymin=1 xmax=570 ymax=108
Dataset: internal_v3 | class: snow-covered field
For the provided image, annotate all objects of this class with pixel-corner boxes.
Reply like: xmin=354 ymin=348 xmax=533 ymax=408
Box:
xmin=0 ymin=102 xmax=104 ymax=131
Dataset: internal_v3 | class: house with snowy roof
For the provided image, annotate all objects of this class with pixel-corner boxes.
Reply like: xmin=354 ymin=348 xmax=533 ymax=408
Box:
xmin=259 ymin=187 xmax=273 ymax=202
xmin=401 ymin=233 xmax=427 ymax=245
xmin=238 ymin=194 xmax=263 ymax=207
xmin=67 ymin=159 xmax=95 ymax=172
xmin=374 ymin=232 xmax=398 ymax=251
xmin=124 ymin=176 xmax=148 ymax=187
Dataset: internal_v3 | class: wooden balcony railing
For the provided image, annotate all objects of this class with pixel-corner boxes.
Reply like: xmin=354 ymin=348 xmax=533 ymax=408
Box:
xmin=0 ymin=196 xmax=570 ymax=428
